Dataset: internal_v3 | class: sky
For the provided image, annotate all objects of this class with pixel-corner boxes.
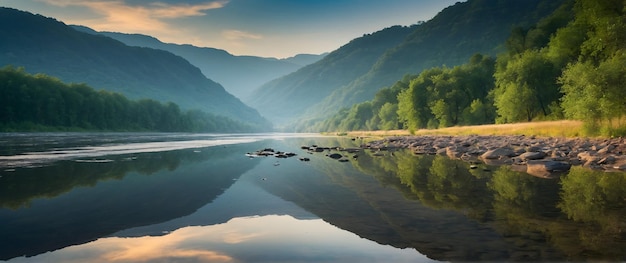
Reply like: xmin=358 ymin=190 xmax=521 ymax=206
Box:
xmin=1 ymin=0 xmax=461 ymax=58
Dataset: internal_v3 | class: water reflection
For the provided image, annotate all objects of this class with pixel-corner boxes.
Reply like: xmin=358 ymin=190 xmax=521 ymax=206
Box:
xmin=343 ymin=150 xmax=626 ymax=261
xmin=0 ymin=140 xmax=262 ymax=260
xmin=11 ymin=215 xmax=433 ymax=263
xmin=1 ymin=134 xmax=625 ymax=262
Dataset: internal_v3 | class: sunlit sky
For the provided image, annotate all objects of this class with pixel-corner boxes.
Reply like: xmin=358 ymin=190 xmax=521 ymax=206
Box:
xmin=2 ymin=0 xmax=460 ymax=58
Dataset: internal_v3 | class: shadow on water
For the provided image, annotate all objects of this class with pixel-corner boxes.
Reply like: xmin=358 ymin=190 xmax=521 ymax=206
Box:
xmin=0 ymin=140 xmax=264 ymax=260
xmin=256 ymin=143 xmax=626 ymax=262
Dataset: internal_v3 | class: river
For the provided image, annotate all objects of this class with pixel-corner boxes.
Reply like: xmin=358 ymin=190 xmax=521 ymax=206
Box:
xmin=0 ymin=133 xmax=624 ymax=262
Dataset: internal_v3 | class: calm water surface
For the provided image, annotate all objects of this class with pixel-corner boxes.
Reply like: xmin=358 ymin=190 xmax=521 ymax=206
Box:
xmin=0 ymin=133 xmax=624 ymax=262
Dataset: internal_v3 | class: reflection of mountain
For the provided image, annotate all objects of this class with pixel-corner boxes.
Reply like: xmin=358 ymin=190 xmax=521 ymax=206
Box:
xmin=114 ymin=167 xmax=318 ymax=238
xmin=0 ymin=142 xmax=262 ymax=261
xmin=256 ymin=153 xmax=522 ymax=261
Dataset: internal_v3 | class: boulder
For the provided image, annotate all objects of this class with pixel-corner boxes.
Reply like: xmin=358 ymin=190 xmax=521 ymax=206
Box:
xmin=481 ymin=147 xmax=516 ymax=159
xmin=526 ymin=160 xmax=571 ymax=178
xmin=446 ymin=146 xmax=466 ymax=159
xmin=519 ymin=151 xmax=546 ymax=161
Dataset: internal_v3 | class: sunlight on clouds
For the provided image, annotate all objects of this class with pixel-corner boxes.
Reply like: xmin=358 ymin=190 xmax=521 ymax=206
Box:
xmin=150 ymin=1 xmax=227 ymax=18
xmin=222 ymin=29 xmax=263 ymax=41
xmin=14 ymin=215 xmax=430 ymax=262
xmin=37 ymin=0 xmax=227 ymax=35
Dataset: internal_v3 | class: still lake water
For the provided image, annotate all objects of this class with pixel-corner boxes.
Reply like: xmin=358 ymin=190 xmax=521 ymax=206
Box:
xmin=0 ymin=133 xmax=624 ymax=262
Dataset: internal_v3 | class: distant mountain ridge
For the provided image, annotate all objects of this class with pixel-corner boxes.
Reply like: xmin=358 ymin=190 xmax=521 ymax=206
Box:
xmin=246 ymin=25 xmax=416 ymax=126
xmin=0 ymin=7 xmax=269 ymax=128
xmin=246 ymin=0 xmax=565 ymax=128
xmin=72 ymin=25 xmax=326 ymax=100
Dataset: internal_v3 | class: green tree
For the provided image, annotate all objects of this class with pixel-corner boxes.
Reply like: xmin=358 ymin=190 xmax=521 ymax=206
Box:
xmin=493 ymin=50 xmax=561 ymax=122
xmin=560 ymin=52 xmax=626 ymax=134
xmin=377 ymin=102 xmax=399 ymax=130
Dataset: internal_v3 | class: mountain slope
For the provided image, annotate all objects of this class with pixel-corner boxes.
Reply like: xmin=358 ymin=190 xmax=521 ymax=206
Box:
xmin=73 ymin=26 xmax=325 ymax=100
xmin=246 ymin=0 xmax=565 ymax=127
xmin=246 ymin=25 xmax=416 ymax=125
xmin=0 ymin=7 xmax=269 ymax=128
xmin=308 ymin=0 xmax=566 ymax=119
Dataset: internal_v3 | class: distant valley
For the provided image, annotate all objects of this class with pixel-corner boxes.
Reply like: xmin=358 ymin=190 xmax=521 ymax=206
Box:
xmin=72 ymin=26 xmax=326 ymax=100
xmin=0 ymin=7 xmax=269 ymax=129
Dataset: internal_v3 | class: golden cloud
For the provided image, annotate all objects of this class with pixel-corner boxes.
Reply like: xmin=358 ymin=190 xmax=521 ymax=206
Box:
xmin=222 ymin=30 xmax=263 ymax=41
xmin=38 ymin=0 xmax=228 ymax=33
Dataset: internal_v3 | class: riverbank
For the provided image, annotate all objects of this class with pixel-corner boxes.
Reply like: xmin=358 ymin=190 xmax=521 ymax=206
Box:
xmin=362 ymin=134 xmax=626 ymax=177
xmin=342 ymin=120 xmax=584 ymax=138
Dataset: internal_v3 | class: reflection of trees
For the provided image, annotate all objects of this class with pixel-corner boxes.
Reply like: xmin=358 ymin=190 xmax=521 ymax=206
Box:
xmin=555 ymin=167 xmax=626 ymax=259
xmin=351 ymin=151 xmax=626 ymax=261
xmin=353 ymin=152 xmax=494 ymax=221
xmin=0 ymin=144 xmax=251 ymax=209
xmin=488 ymin=166 xmax=561 ymax=217
xmin=426 ymin=156 xmax=492 ymax=213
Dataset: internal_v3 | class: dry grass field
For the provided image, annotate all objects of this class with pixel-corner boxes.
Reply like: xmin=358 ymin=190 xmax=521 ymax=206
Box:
xmin=338 ymin=120 xmax=587 ymax=138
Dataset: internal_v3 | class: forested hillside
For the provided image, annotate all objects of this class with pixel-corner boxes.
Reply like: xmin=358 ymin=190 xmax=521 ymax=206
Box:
xmin=73 ymin=26 xmax=325 ymax=100
xmin=314 ymin=0 xmax=626 ymax=136
xmin=308 ymin=0 xmax=565 ymax=119
xmin=249 ymin=0 xmax=565 ymax=128
xmin=0 ymin=7 xmax=270 ymax=129
xmin=246 ymin=25 xmax=416 ymax=125
xmin=0 ymin=67 xmax=257 ymax=132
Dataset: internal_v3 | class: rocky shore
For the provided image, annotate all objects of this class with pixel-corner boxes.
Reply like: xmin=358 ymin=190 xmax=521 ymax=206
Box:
xmin=363 ymin=135 xmax=626 ymax=177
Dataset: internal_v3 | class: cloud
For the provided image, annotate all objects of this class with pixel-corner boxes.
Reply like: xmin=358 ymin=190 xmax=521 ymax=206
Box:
xmin=37 ymin=0 xmax=228 ymax=33
xmin=222 ymin=29 xmax=263 ymax=41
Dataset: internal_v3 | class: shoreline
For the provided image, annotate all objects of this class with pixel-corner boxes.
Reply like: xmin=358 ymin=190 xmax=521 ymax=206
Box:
xmin=361 ymin=134 xmax=626 ymax=177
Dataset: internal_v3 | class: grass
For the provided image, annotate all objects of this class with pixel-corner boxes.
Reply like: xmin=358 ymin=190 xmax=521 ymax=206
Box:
xmin=338 ymin=120 xmax=587 ymax=138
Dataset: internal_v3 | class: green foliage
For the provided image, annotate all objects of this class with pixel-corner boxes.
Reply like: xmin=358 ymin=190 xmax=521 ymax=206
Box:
xmin=0 ymin=66 xmax=260 ymax=132
xmin=493 ymin=50 xmax=562 ymax=123
xmin=315 ymin=54 xmax=497 ymax=132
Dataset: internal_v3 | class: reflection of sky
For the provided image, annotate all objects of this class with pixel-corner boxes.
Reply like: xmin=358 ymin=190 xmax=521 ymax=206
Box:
xmin=0 ymin=133 xmax=325 ymax=168
xmin=9 ymin=215 xmax=437 ymax=263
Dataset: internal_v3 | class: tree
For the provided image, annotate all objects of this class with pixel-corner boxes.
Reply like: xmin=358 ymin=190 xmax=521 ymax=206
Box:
xmin=377 ymin=102 xmax=399 ymax=130
xmin=493 ymin=50 xmax=561 ymax=122
xmin=560 ymin=52 xmax=626 ymax=133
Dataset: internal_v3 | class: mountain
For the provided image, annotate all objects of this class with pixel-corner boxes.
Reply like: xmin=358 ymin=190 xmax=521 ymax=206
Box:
xmin=72 ymin=26 xmax=326 ymax=100
xmin=247 ymin=0 xmax=565 ymax=127
xmin=0 ymin=7 xmax=269 ymax=129
xmin=246 ymin=25 xmax=416 ymax=126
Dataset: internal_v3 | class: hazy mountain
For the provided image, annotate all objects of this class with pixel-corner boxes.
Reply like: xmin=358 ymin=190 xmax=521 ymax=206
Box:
xmin=0 ymin=7 xmax=269 ymax=128
xmin=72 ymin=25 xmax=326 ymax=100
xmin=246 ymin=25 xmax=416 ymax=126
xmin=247 ymin=0 xmax=565 ymax=127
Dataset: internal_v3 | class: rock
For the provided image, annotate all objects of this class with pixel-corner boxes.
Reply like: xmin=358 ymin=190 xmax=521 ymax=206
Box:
xmin=577 ymin=151 xmax=599 ymax=163
xmin=519 ymin=151 xmax=546 ymax=161
xmin=299 ymin=157 xmax=310 ymax=161
xmin=526 ymin=161 xmax=571 ymax=178
xmin=312 ymin=147 xmax=325 ymax=152
xmin=597 ymin=145 xmax=615 ymax=154
xmin=597 ymin=156 xmax=616 ymax=165
xmin=611 ymin=157 xmax=626 ymax=170
xmin=446 ymin=146 xmax=466 ymax=159
xmin=481 ymin=147 xmax=516 ymax=159
xmin=327 ymin=153 xmax=343 ymax=159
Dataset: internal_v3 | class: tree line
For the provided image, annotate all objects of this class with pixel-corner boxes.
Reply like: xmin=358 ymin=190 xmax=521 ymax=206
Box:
xmin=313 ymin=0 xmax=625 ymax=136
xmin=0 ymin=66 xmax=260 ymax=132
